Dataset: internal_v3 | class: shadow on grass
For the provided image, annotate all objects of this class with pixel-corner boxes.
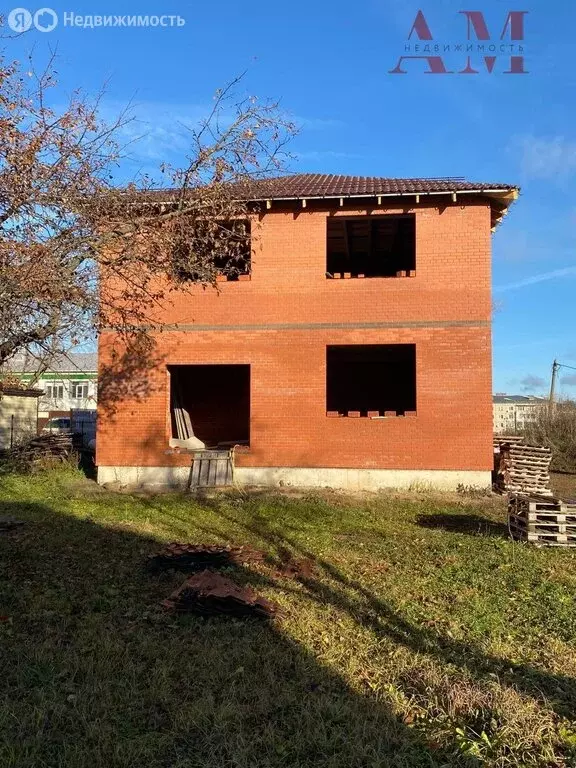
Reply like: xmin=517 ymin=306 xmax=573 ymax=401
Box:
xmin=0 ymin=498 xmax=456 ymax=768
xmin=415 ymin=513 xmax=508 ymax=538
xmin=195 ymin=499 xmax=576 ymax=724
xmin=77 ymin=449 xmax=97 ymax=481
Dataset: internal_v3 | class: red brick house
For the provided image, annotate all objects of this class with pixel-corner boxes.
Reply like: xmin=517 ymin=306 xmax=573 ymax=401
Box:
xmin=96 ymin=174 xmax=518 ymax=489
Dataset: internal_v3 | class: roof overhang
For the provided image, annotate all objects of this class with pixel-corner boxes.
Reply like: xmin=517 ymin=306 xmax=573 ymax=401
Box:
xmin=249 ymin=187 xmax=519 ymax=231
xmin=118 ymin=178 xmax=520 ymax=232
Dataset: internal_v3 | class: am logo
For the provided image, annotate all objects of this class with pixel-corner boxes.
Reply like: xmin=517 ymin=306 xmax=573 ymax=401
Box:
xmin=389 ymin=10 xmax=528 ymax=75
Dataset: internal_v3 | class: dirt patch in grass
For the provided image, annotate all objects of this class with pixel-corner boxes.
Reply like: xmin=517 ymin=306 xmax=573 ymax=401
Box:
xmin=551 ymin=471 xmax=576 ymax=500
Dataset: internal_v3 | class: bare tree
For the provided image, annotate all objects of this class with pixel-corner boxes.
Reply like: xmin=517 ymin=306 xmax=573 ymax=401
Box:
xmin=0 ymin=53 xmax=296 ymax=378
xmin=521 ymin=398 xmax=576 ymax=472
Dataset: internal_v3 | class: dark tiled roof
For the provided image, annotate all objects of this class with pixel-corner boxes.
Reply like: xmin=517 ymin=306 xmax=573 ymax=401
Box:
xmin=137 ymin=174 xmax=518 ymax=231
xmin=145 ymin=173 xmax=517 ymax=202
xmin=237 ymin=173 xmax=517 ymax=199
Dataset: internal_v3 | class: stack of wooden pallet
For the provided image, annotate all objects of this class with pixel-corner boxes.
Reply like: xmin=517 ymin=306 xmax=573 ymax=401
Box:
xmin=493 ymin=434 xmax=524 ymax=451
xmin=495 ymin=442 xmax=552 ymax=496
xmin=508 ymin=495 xmax=576 ymax=547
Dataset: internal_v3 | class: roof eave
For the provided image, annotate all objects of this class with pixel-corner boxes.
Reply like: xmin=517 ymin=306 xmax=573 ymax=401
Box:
xmin=133 ymin=185 xmax=520 ymax=231
xmin=249 ymin=187 xmax=519 ymax=202
xmin=250 ymin=187 xmax=519 ymax=231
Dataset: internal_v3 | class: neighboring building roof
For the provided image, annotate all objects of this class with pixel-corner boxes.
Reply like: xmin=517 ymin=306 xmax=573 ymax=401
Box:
xmin=0 ymin=388 xmax=43 ymax=397
xmin=493 ymin=395 xmax=547 ymax=404
xmin=7 ymin=352 xmax=97 ymax=375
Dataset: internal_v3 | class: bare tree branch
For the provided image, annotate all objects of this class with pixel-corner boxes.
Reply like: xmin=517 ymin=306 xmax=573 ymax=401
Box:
xmin=0 ymin=56 xmax=297 ymax=381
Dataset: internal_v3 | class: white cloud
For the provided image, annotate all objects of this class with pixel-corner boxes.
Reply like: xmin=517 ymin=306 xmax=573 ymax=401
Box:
xmin=494 ymin=266 xmax=576 ymax=293
xmin=294 ymin=149 xmax=362 ymax=161
xmin=293 ymin=116 xmax=344 ymax=131
xmin=97 ymin=100 xmax=343 ymax=169
xmin=519 ymin=374 xmax=546 ymax=392
xmin=99 ymin=100 xmax=210 ymax=162
xmin=513 ymin=134 xmax=576 ymax=180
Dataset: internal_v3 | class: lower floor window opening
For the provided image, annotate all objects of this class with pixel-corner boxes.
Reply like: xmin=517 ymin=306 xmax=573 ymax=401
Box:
xmin=326 ymin=344 xmax=416 ymax=417
xmin=169 ymin=364 xmax=250 ymax=448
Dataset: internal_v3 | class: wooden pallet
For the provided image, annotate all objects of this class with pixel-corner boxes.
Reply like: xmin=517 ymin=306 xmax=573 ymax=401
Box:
xmin=508 ymin=519 xmax=576 ymax=547
xmin=187 ymin=450 xmax=234 ymax=488
xmin=493 ymin=435 xmax=524 ymax=446
xmin=508 ymin=493 xmax=576 ymax=546
xmin=509 ymin=513 xmax=576 ymax=533
xmin=514 ymin=511 xmax=576 ymax=524
xmin=509 ymin=495 xmax=576 ymax=515
xmin=495 ymin=443 xmax=553 ymax=496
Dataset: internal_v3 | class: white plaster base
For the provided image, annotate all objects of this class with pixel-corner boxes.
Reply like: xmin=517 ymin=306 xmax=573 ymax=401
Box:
xmin=98 ymin=465 xmax=190 ymax=488
xmin=97 ymin=465 xmax=491 ymax=491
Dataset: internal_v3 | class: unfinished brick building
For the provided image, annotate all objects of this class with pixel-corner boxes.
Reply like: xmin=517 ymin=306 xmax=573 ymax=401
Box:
xmin=97 ymin=174 xmax=518 ymax=489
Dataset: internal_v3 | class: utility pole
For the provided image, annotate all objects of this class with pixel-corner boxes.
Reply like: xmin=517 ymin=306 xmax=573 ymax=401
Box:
xmin=548 ymin=360 xmax=576 ymax=411
xmin=549 ymin=359 xmax=560 ymax=411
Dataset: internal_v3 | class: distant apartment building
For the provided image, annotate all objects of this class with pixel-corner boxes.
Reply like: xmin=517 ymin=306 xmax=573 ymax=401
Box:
xmin=493 ymin=394 xmax=547 ymax=434
xmin=8 ymin=352 xmax=97 ymax=422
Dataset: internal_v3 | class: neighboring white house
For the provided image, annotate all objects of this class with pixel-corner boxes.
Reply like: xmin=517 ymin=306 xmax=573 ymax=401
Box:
xmin=493 ymin=394 xmax=547 ymax=434
xmin=0 ymin=388 xmax=42 ymax=449
xmin=7 ymin=352 xmax=97 ymax=419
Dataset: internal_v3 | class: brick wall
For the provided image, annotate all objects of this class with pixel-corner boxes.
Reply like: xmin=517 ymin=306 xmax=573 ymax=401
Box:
xmin=97 ymin=200 xmax=493 ymax=472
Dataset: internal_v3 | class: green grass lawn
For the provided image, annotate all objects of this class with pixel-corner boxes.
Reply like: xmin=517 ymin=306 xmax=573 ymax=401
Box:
xmin=1 ymin=468 xmax=576 ymax=767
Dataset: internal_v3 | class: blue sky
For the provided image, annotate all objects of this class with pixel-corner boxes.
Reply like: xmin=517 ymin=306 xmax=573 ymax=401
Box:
xmin=7 ymin=0 xmax=576 ymax=395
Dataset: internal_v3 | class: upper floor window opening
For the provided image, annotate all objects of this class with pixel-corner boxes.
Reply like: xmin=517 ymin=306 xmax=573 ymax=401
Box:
xmin=327 ymin=214 xmax=415 ymax=279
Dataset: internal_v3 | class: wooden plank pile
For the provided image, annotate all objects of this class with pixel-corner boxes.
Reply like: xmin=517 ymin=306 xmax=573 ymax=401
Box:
xmin=162 ymin=570 xmax=277 ymax=619
xmin=0 ymin=433 xmax=73 ymax=467
xmin=508 ymin=494 xmax=576 ymax=547
xmin=173 ymin=395 xmax=193 ymax=440
xmin=495 ymin=442 xmax=552 ymax=496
